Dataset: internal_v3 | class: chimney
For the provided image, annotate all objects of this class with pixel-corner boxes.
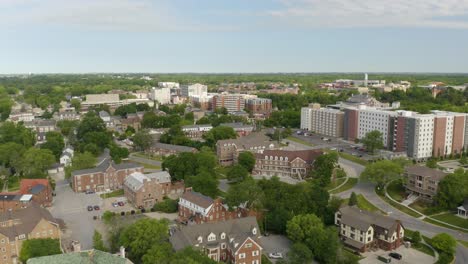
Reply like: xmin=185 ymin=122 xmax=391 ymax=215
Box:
xmin=120 ymin=246 xmax=126 ymax=259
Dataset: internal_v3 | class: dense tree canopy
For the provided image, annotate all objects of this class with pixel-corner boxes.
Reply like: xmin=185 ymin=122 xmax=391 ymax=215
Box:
xmin=202 ymin=126 xmax=237 ymax=148
xmin=237 ymin=151 xmax=256 ymax=172
xmin=132 ymin=130 xmax=153 ymax=151
xmin=435 ymin=169 xmax=468 ymax=209
xmin=360 ymin=159 xmax=405 ymax=189
xmin=361 ymin=130 xmax=384 ymax=154
xmin=19 ymin=239 xmax=61 ymax=263
xmin=40 ymin=131 xmax=65 ymax=160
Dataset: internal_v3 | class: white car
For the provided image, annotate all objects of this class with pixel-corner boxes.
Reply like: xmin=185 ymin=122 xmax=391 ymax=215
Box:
xmin=269 ymin=252 xmax=283 ymax=259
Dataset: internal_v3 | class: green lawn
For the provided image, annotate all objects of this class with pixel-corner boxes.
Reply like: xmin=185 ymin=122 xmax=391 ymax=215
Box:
xmin=387 ymin=179 xmax=406 ymax=202
xmin=133 ymin=152 xmax=163 ymax=161
xmin=136 ymin=162 xmax=162 ymax=170
xmin=423 ymin=218 xmax=467 ymax=233
xmin=431 ymin=213 xmax=468 ymax=229
xmin=376 ymin=188 xmax=423 ymax=218
xmin=404 ymin=229 xmax=435 ymax=257
xmin=100 ymin=189 xmax=124 ymax=199
xmin=409 ymin=200 xmax=443 ymax=216
xmin=286 ymin=136 xmax=315 ymax=147
xmin=458 ymin=240 xmax=468 ymax=248
xmin=326 ymin=177 xmax=347 ymax=191
xmin=329 ymin=178 xmax=358 ymax=194
xmin=356 ymin=194 xmax=386 ymax=214
xmin=7 ymin=176 xmax=20 ymax=192
xmin=338 ymin=152 xmax=368 ymax=166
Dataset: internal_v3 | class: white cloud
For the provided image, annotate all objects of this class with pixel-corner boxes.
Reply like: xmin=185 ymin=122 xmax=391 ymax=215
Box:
xmin=267 ymin=0 xmax=468 ymax=28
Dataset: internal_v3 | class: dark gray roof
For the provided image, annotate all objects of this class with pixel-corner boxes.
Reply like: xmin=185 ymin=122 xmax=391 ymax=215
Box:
xmin=27 ymin=250 xmax=133 ymax=264
xmin=220 ymin=122 xmax=253 ymax=129
xmin=170 ymin=216 xmax=260 ymax=252
xmin=72 ymin=157 xmax=142 ymax=177
xmin=151 ymin=142 xmax=196 ymax=152
xmin=339 ymin=206 xmax=400 ymax=234
xmin=29 ymin=184 xmax=46 ymax=195
xmin=217 ymin=132 xmax=276 ymax=150
xmin=180 ymin=190 xmax=214 ymax=209
xmin=405 ymin=166 xmax=447 ymax=181
xmin=0 ymin=194 xmax=22 ymax=201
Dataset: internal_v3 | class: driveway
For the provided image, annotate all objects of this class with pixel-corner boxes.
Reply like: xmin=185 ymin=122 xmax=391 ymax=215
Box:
xmin=360 ymin=246 xmax=435 ymax=264
xmin=259 ymin=235 xmax=293 ymax=263
xmin=49 ymin=178 xmax=103 ymax=250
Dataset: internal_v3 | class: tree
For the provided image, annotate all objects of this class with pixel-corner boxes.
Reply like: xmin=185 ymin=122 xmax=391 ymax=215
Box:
xmin=40 ymin=131 xmax=65 ymax=160
xmin=311 ymin=152 xmax=338 ymax=186
xmin=238 ymin=151 xmax=255 ymax=172
xmin=0 ymin=142 xmax=25 ymax=168
xmin=70 ymin=98 xmax=81 ymax=111
xmin=19 ymin=238 xmax=61 ymax=262
xmin=460 ymin=155 xmax=468 ymax=165
xmin=286 ymin=214 xmax=324 ymax=244
xmin=202 ymin=126 xmax=237 ymax=148
xmin=132 ymin=130 xmax=153 ymax=151
xmin=57 ymin=120 xmax=79 ymax=136
xmin=0 ymin=122 xmax=36 ymax=148
xmin=431 ymin=233 xmax=457 ymax=255
xmin=288 ymin=243 xmax=314 ymax=264
xmin=435 ymin=169 xmax=468 ymax=209
xmin=119 ymin=218 xmax=170 ymax=263
xmin=153 ymin=198 xmax=178 ymax=213
xmin=360 ymin=160 xmax=404 ymax=189
xmin=109 ymin=144 xmax=129 ymax=163
xmin=361 ymin=130 xmax=384 ymax=154
xmin=65 ymin=151 xmax=96 ymax=179
xmin=102 ymin=211 xmax=115 ymax=225
xmin=93 ymin=230 xmax=108 ymax=252
xmin=426 ymin=158 xmax=438 ymax=168
xmin=348 ymin=192 xmax=358 ymax=206
xmin=186 ymin=169 xmax=219 ymax=198
xmin=76 ymin=111 xmax=107 ymax=139
xmin=411 ymin=231 xmax=422 ymax=246
xmin=225 ymin=177 xmax=263 ymax=210
xmin=226 ymin=164 xmax=249 ymax=183
xmin=17 ymin=148 xmax=55 ymax=178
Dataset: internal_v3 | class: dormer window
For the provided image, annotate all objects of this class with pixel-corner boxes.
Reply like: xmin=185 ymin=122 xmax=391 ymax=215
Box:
xmin=221 ymin=232 xmax=226 ymax=239
xmin=208 ymin=232 xmax=216 ymax=242
xmin=252 ymin=228 xmax=257 ymax=235
xmin=198 ymin=236 xmax=203 ymax=243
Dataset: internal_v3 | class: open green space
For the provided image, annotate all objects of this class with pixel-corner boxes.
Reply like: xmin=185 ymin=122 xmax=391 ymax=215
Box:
xmin=376 ymin=188 xmax=423 ymax=218
xmin=100 ymin=189 xmax=124 ymax=199
xmin=286 ymin=136 xmax=315 ymax=147
xmin=458 ymin=240 xmax=468 ymax=248
xmin=329 ymin=178 xmax=358 ymax=194
xmin=342 ymin=193 xmax=386 ymax=214
xmin=337 ymin=152 xmax=368 ymax=166
xmin=133 ymin=152 xmax=163 ymax=161
xmin=136 ymin=162 xmax=161 ymax=170
xmin=403 ymin=229 xmax=435 ymax=257
xmin=409 ymin=200 xmax=444 ymax=216
xmin=423 ymin=218 xmax=467 ymax=233
xmin=326 ymin=177 xmax=347 ymax=191
xmin=387 ymin=179 xmax=406 ymax=202
xmin=430 ymin=213 xmax=468 ymax=230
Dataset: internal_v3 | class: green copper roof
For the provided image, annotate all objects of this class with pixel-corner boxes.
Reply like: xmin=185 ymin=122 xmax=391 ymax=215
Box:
xmin=27 ymin=250 xmax=132 ymax=264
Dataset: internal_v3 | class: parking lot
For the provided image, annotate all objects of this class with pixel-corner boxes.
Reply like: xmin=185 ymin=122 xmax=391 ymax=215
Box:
xmin=259 ymin=235 xmax=293 ymax=263
xmin=49 ymin=177 xmax=103 ymax=250
xmin=102 ymin=197 xmax=134 ymax=213
xmin=359 ymin=247 xmax=435 ymax=264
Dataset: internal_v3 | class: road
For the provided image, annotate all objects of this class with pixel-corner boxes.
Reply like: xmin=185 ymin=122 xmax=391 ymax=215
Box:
xmin=335 ymin=158 xmax=468 ymax=264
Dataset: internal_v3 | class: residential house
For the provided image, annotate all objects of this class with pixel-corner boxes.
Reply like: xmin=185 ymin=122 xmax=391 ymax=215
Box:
xmin=71 ymin=157 xmax=143 ymax=193
xmin=220 ymin=123 xmax=254 ymax=137
xmin=403 ymin=166 xmax=447 ymax=202
xmin=60 ymin=146 xmax=74 ymax=166
xmin=0 ymin=204 xmax=62 ymax=264
xmin=252 ymin=149 xmax=323 ymax=180
xmin=24 ymin=119 xmax=57 ymax=144
xmin=120 ymin=114 xmax=141 ymax=132
xmin=123 ymin=171 xmax=184 ymax=209
xmin=182 ymin=124 xmax=213 ymax=139
xmin=170 ymin=216 xmax=262 ymax=264
xmin=146 ymin=142 xmax=198 ymax=157
xmin=19 ymin=179 xmax=53 ymax=207
xmin=335 ymin=206 xmax=404 ymax=253
xmin=216 ymin=133 xmax=277 ymax=166
xmin=27 ymin=249 xmax=134 ymax=264
xmin=178 ymin=188 xmax=254 ymax=224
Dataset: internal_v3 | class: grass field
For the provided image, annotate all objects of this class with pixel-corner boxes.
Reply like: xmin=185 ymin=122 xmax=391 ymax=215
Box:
xmin=356 ymin=194 xmax=386 ymax=214
xmin=376 ymin=188 xmax=423 ymax=218
xmin=100 ymin=189 xmax=124 ymax=199
xmin=387 ymin=179 xmax=405 ymax=202
xmin=329 ymin=178 xmax=358 ymax=194
xmin=430 ymin=213 xmax=468 ymax=229
xmin=133 ymin=152 xmax=163 ymax=161
xmin=458 ymin=240 xmax=468 ymax=248
xmin=326 ymin=177 xmax=347 ymax=191
xmin=138 ymin=163 xmax=162 ymax=170
xmin=338 ymin=152 xmax=368 ymax=166
xmin=423 ymin=218 xmax=467 ymax=233
xmin=286 ymin=136 xmax=315 ymax=147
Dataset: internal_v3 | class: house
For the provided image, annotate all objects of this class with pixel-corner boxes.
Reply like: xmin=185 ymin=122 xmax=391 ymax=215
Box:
xmin=27 ymin=249 xmax=133 ymax=264
xmin=182 ymin=124 xmax=213 ymax=139
xmin=0 ymin=194 xmax=32 ymax=212
xmin=146 ymin=142 xmax=198 ymax=157
xmin=403 ymin=166 xmax=448 ymax=202
xmin=220 ymin=123 xmax=254 ymax=137
xmin=19 ymin=179 xmax=53 ymax=207
xmin=71 ymin=157 xmax=144 ymax=193
xmin=178 ymin=188 xmax=254 ymax=224
xmin=457 ymin=198 xmax=468 ymax=219
xmin=120 ymin=114 xmax=141 ymax=132
xmin=252 ymin=149 xmax=323 ymax=180
xmin=60 ymin=146 xmax=74 ymax=166
xmin=123 ymin=171 xmax=185 ymax=209
xmin=24 ymin=119 xmax=57 ymax=134
xmin=335 ymin=206 xmax=404 ymax=253
xmin=0 ymin=204 xmax=62 ymax=264
xmin=170 ymin=216 xmax=262 ymax=264
xmin=216 ymin=133 xmax=278 ymax=166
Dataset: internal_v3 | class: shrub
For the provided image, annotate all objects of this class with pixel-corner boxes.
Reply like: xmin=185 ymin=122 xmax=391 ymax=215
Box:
xmin=153 ymin=198 xmax=178 ymax=213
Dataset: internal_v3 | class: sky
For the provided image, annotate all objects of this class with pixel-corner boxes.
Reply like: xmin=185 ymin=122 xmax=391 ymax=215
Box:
xmin=2 ymin=0 xmax=468 ymax=73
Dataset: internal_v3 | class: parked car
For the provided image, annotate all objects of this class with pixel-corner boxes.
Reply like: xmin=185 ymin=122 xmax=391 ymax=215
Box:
xmin=268 ymin=252 xmax=283 ymax=259
xmin=117 ymin=201 xmax=125 ymax=206
xmin=389 ymin=252 xmax=402 ymax=260
xmin=112 ymin=202 xmax=119 ymax=207
xmin=378 ymin=255 xmax=392 ymax=263
xmin=330 ymin=147 xmax=337 ymax=151
xmin=87 ymin=206 xmax=93 ymax=211
xmin=94 ymin=205 xmax=100 ymax=210
xmin=85 ymin=190 xmax=95 ymax=194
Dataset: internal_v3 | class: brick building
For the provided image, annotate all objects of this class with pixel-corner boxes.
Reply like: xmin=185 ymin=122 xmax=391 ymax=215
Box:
xmin=216 ymin=133 xmax=278 ymax=166
xmin=123 ymin=171 xmax=185 ymax=209
xmin=19 ymin=179 xmax=53 ymax=207
xmin=219 ymin=123 xmax=254 ymax=137
xmin=170 ymin=216 xmax=262 ymax=264
xmin=146 ymin=142 xmax=198 ymax=157
xmin=0 ymin=204 xmax=62 ymax=264
xmin=178 ymin=188 xmax=254 ymax=224
xmin=335 ymin=206 xmax=404 ymax=253
xmin=252 ymin=149 xmax=323 ymax=180
xmin=71 ymin=158 xmax=143 ymax=193
xmin=245 ymin=98 xmax=272 ymax=118
xmin=0 ymin=194 xmax=32 ymax=212
xmin=403 ymin=166 xmax=447 ymax=202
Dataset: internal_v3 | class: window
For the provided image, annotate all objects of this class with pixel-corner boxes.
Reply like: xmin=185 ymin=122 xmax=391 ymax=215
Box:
xmin=18 ymin=234 xmax=25 ymax=240
xmin=252 ymin=250 xmax=259 ymax=256
xmin=208 ymin=233 xmax=216 ymax=242
xmin=252 ymin=228 xmax=257 ymax=235
xmin=221 ymin=243 xmax=226 ymax=249
xmin=252 ymin=260 xmax=259 ymax=264
xmin=221 ymin=233 xmax=226 ymax=239
xmin=239 ymin=253 xmax=246 ymax=259
xmin=245 ymin=243 xmax=252 ymax=248
xmin=197 ymin=236 xmax=203 ymax=243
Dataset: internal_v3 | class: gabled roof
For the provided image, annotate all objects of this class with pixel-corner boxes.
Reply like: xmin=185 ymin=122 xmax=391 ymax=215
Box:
xmin=20 ymin=179 xmax=50 ymax=195
xmin=150 ymin=142 xmax=196 ymax=152
xmin=72 ymin=157 xmax=142 ymax=177
xmin=180 ymin=190 xmax=213 ymax=209
xmin=169 ymin=216 xmax=260 ymax=252
xmin=124 ymin=171 xmax=172 ymax=191
xmin=405 ymin=166 xmax=447 ymax=181
xmin=26 ymin=249 xmax=133 ymax=264
xmin=339 ymin=206 xmax=401 ymax=234
xmin=256 ymin=149 xmax=323 ymax=164
xmin=217 ymin=132 xmax=276 ymax=150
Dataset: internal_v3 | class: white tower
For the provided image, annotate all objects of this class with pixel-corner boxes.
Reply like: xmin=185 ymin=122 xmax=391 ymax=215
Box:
xmin=364 ymin=73 xmax=368 ymax=87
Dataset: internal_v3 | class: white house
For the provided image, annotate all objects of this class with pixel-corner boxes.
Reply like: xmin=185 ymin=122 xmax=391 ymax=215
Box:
xmin=60 ymin=146 xmax=74 ymax=166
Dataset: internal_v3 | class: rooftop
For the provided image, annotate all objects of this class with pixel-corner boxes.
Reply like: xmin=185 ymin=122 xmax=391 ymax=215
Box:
xmin=405 ymin=166 xmax=447 ymax=181
xmin=180 ymin=189 xmax=214 ymax=209
xmin=26 ymin=250 xmax=133 ymax=264
xmin=339 ymin=206 xmax=400 ymax=234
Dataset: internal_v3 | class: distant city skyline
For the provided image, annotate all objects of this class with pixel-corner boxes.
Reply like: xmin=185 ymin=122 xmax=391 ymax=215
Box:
xmin=2 ymin=0 xmax=468 ymax=73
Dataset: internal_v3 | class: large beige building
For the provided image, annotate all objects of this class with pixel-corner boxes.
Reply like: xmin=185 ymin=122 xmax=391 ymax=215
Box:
xmin=403 ymin=166 xmax=447 ymax=202
xmin=300 ymin=104 xmax=344 ymax=137
xmin=216 ymin=133 xmax=277 ymax=166
xmin=0 ymin=204 xmax=62 ymax=264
